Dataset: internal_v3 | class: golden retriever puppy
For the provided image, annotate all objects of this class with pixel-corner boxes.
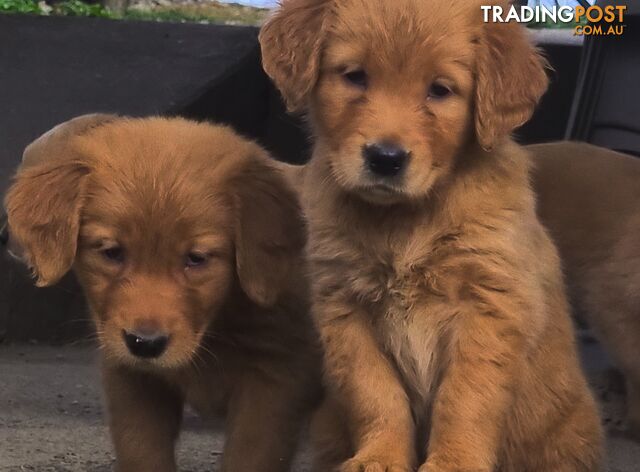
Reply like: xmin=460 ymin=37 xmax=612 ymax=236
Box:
xmin=4 ymin=115 xmax=320 ymax=472
xmin=260 ymin=1 xmax=603 ymax=470
xmin=531 ymin=141 xmax=640 ymax=437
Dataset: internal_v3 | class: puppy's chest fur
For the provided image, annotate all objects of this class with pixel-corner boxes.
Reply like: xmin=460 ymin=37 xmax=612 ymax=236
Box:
xmin=311 ymin=222 xmax=455 ymax=407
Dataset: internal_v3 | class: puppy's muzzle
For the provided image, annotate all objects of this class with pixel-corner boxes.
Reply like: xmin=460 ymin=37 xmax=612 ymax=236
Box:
xmin=363 ymin=142 xmax=410 ymax=177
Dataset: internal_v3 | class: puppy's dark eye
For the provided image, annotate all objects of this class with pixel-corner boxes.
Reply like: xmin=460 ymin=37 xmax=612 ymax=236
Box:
xmin=428 ymin=82 xmax=453 ymax=100
xmin=102 ymin=246 xmax=125 ymax=263
xmin=343 ymin=69 xmax=368 ymax=89
xmin=185 ymin=252 xmax=209 ymax=268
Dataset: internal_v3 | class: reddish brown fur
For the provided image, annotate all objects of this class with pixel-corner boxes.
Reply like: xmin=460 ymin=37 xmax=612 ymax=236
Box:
xmin=4 ymin=115 xmax=320 ymax=472
xmin=261 ymin=1 xmax=603 ymax=471
xmin=531 ymin=141 xmax=640 ymax=439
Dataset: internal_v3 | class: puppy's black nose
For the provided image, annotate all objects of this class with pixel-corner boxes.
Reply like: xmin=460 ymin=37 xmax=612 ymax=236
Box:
xmin=123 ymin=329 xmax=169 ymax=359
xmin=363 ymin=142 xmax=409 ymax=177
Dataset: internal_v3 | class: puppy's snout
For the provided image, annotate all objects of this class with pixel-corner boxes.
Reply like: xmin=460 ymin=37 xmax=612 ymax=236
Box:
xmin=363 ymin=142 xmax=410 ymax=177
xmin=123 ymin=325 xmax=170 ymax=359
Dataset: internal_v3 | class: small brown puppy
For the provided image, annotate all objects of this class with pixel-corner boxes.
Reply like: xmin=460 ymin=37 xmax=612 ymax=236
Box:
xmin=261 ymin=1 xmax=603 ymax=471
xmin=532 ymin=141 xmax=640 ymax=437
xmin=4 ymin=115 xmax=320 ymax=472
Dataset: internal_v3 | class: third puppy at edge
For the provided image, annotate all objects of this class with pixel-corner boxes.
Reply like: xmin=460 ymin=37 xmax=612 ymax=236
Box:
xmin=260 ymin=0 xmax=603 ymax=471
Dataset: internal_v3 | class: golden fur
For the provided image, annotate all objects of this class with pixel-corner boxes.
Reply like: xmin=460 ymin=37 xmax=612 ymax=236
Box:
xmin=4 ymin=115 xmax=320 ymax=472
xmin=261 ymin=1 xmax=603 ymax=470
xmin=531 ymin=141 xmax=640 ymax=438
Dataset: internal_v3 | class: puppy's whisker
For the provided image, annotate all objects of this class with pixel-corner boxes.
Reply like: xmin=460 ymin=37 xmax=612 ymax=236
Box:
xmin=189 ymin=352 xmax=204 ymax=377
xmin=201 ymin=331 xmax=220 ymax=341
xmin=197 ymin=344 xmax=220 ymax=366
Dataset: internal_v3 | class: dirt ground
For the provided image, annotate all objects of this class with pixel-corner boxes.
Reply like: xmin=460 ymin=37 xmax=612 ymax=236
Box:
xmin=0 ymin=341 xmax=639 ymax=471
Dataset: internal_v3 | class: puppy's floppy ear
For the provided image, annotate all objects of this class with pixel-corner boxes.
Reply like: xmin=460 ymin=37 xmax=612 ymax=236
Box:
xmin=475 ymin=21 xmax=549 ymax=150
xmin=232 ymin=157 xmax=306 ymax=307
xmin=259 ymin=0 xmax=331 ymax=113
xmin=5 ymin=160 xmax=90 ymax=286
xmin=2 ymin=114 xmax=114 ymax=286
xmin=22 ymin=113 xmax=118 ymax=167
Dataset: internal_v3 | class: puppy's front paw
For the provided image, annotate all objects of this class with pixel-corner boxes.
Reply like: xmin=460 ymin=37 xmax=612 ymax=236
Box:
xmin=418 ymin=461 xmax=488 ymax=472
xmin=339 ymin=457 xmax=410 ymax=472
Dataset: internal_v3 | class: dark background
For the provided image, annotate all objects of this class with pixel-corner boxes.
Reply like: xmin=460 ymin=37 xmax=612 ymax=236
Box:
xmin=0 ymin=14 xmax=638 ymax=342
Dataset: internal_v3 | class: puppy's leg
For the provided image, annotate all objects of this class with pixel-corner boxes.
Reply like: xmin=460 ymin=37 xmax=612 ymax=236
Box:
xmin=587 ymin=302 xmax=640 ymax=438
xmin=317 ymin=304 xmax=416 ymax=472
xmin=221 ymin=375 xmax=304 ymax=472
xmin=419 ymin=310 xmax=523 ymax=472
xmin=310 ymin=395 xmax=353 ymax=472
xmin=103 ymin=365 xmax=183 ymax=472
xmin=537 ymin=395 xmax=603 ymax=472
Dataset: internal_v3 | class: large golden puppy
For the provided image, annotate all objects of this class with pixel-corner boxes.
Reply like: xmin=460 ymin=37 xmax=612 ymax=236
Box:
xmin=260 ymin=1 xmax=603 ymax=470
xmin=4 ymin=115 xmax=320 ymax=472
xmin=531 ymin=141 xmax=640 ymax=438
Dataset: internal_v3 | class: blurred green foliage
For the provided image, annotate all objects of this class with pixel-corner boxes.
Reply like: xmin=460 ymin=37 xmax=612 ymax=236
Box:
xmin=0 ymin=0 xmax=111 ymax=17
xmin=54 ymin=0 xmax=112 ymax=17
xmin=0 ymin=0 xmax=42 ymax=14
xmin=0 ymin=0 xmax=268 ymax=24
